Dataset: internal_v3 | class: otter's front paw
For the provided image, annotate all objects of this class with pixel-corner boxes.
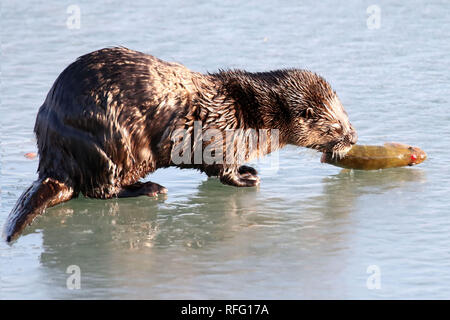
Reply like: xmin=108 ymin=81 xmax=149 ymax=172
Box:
xmin=238 ymin=165 xmax=258 ymax=176
xmin=220 ymin=170 xmax=260 ymax=187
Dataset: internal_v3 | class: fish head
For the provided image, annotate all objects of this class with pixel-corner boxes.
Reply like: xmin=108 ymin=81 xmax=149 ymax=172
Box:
xmin=385 ymin=142 xmax=427 ymax=166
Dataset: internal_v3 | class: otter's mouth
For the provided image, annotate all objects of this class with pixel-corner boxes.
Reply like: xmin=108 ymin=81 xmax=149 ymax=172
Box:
xmin=320 ymin=144 xmax=352 ymax=162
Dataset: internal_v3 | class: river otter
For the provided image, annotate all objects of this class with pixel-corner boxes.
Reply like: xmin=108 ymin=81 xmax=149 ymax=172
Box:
xmin=3 ymin=47 xmax=357 ymax=242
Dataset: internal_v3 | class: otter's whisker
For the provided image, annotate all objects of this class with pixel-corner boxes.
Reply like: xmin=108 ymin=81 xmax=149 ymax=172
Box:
xmin=331 ymin=150 xmax=337 ymax=160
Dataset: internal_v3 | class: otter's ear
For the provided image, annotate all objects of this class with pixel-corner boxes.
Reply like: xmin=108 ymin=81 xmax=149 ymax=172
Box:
xmin=299 ymin=107 xmax=315 ymax=119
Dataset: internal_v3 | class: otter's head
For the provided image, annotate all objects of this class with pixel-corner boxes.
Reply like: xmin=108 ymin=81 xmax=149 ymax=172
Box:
xmin=282 ymin=70 xmax=357 ymax=158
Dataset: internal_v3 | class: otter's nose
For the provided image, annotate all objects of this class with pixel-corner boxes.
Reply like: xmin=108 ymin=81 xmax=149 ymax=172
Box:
xmin=349 ymin=130 xmax=358 ymax=145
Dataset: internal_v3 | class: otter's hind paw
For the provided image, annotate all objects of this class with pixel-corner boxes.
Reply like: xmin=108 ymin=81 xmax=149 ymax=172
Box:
xmin=118 ymin=181 xmax=168 ymax=198
xmin=220 ymin=170 xmax=260 ymax=187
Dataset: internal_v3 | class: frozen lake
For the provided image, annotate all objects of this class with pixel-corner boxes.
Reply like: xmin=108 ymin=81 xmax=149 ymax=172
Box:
xmin=1 ymin=0 xmax=449 ymax=299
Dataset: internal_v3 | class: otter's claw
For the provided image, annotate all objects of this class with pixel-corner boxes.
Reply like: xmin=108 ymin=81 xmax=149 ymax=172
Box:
xmin=238 ymin=165 xmax=258 ymax=176
xmin=220 ymin=170 xmax=260 ymax=187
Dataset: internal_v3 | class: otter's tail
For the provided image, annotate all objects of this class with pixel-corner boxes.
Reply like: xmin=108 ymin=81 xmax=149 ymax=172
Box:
xmin=3 ymin=177 xmax=74 ymax=243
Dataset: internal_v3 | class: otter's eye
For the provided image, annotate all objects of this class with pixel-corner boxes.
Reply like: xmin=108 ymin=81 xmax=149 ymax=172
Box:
xmin=331 ymin=123 xmax=343 ymax=132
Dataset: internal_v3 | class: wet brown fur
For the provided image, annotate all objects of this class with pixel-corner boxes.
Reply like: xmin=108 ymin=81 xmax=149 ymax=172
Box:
xmin=4 ymin=47 xmax=357 ymax=242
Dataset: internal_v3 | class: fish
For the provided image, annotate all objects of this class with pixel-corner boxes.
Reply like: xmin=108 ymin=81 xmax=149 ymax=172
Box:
xmin=321 ymin=142 xmax=427 ymax=170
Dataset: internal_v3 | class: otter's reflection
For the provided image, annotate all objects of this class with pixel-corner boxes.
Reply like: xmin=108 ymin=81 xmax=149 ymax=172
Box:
xmin=27 ymin=168 xmax=426 ymax=298
xmin=25 ymin=177 xmax=271 ymax=298
xmin=30 ymin=177 xmax=259 ymax=260
xmin=31 ymin=168 xmax=427 ymax=258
